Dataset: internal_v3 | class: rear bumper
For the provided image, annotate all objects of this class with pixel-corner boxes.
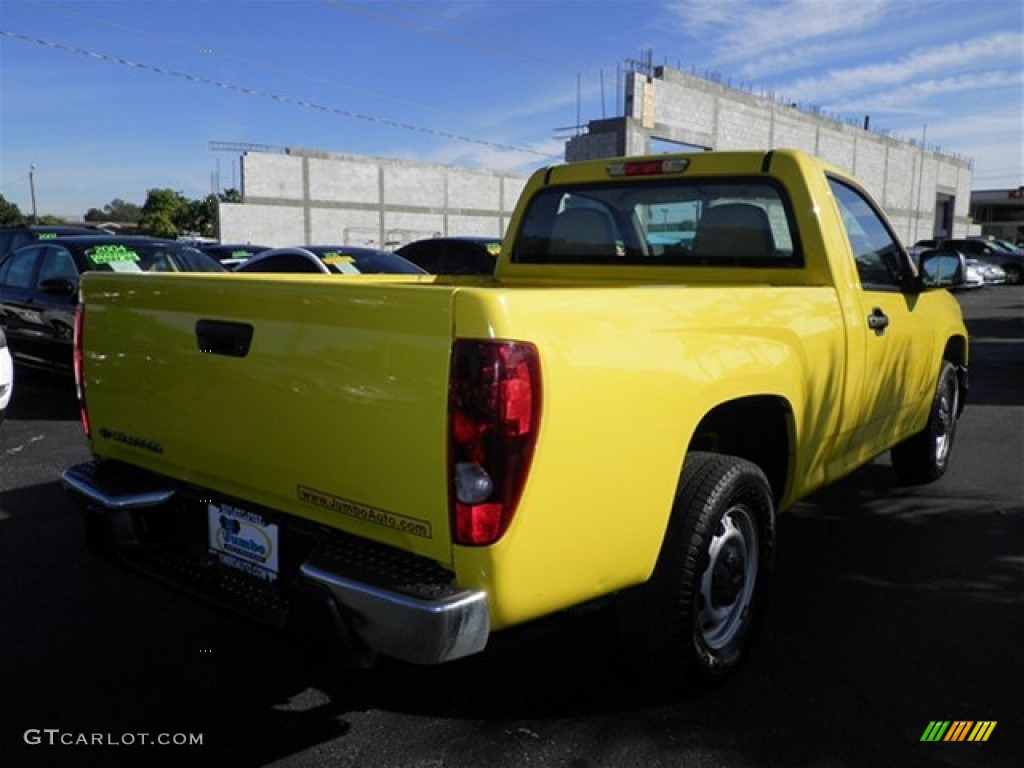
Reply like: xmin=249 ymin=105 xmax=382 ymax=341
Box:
xmin=62 ymin=460 xmax=489 ymax=665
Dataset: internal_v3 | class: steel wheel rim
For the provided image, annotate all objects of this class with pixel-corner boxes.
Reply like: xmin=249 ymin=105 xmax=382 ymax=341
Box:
xmin=698 ymin=504 xmax=759 ymax=650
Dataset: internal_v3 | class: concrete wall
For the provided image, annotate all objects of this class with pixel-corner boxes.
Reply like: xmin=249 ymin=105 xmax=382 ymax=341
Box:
xmin=220 ymin=149 xmax=528 ymax=248
xmin=566 ymin=66 xmax=973 ymax=246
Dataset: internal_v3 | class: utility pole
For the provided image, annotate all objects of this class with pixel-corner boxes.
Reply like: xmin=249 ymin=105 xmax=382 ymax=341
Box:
xmin=29 ymin=163 xmax=38 ymax=224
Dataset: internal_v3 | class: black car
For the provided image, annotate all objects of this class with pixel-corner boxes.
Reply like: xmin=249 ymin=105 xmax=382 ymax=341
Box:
xmin=0 ymin=235 xmax=226 ymax=374
xmin=0 ymin=224 xmax=108 ymax=262
xmin=395 ymin=236 xmax=501 ymax=275
xmin=198 ymin=242 xmax=271 ymax=267
xmin=234 ymin=245 xmax=425 ymax=275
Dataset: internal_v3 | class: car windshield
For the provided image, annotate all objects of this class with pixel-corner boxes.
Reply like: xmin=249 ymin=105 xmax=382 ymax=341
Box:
xmin=79 ymin=242 xmax=225 ymax=272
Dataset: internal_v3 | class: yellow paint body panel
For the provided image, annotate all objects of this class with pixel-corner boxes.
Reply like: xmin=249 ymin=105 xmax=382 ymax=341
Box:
xmin=81 ymin=273 xmax=458 ymax=564
xmin=79 ymin=149 xmax=967 ymax=632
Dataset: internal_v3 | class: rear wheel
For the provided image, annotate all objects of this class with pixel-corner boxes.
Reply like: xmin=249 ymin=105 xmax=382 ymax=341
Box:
xmin=891 ymin=360 xmax=960 ymax=484
xmin=620 ymin=452 xmax=775 ymax=688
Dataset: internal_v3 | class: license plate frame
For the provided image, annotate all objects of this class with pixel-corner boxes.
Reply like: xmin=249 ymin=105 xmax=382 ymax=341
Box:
xmin=206 ymin=500 xmax=280 ymax=583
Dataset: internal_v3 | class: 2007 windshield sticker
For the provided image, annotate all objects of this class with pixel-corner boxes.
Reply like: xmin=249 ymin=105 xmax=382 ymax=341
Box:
xmin=207 ymin=503 xmax=280 ymax=582
xmin=88 ymin=244 xmax=141 ymax=265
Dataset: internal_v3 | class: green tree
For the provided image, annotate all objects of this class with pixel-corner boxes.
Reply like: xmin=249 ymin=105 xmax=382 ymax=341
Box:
xmin=85 ymin=198 xmax=142 ymax=223
xmin=139 ymin=188 xmax=190 ymax=238
xmin=0 ymin=194 xmax=25 ymax=226
xmin=188 ymin=197 xmax=217 ymax=238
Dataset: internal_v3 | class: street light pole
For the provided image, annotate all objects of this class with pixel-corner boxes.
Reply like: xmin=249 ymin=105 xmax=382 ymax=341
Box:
xmin=29 ymin=163 xmax=38 ymax=224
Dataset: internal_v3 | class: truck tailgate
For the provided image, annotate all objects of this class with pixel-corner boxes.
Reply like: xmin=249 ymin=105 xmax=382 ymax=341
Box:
xmin=79 ymin=272 xmax=457 ymax=564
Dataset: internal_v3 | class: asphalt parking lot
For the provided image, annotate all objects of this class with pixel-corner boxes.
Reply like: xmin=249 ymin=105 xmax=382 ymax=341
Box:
xmin=1 ymin=286 xmax=1021 ymax=768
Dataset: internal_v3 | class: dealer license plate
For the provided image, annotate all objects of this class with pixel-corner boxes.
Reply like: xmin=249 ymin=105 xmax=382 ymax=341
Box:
xmin=207 ymin=501 xmax=280 ymax=583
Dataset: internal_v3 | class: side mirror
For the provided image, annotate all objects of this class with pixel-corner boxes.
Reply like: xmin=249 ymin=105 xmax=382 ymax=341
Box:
xmin=918 ymin=250 xmax=966 ymax=289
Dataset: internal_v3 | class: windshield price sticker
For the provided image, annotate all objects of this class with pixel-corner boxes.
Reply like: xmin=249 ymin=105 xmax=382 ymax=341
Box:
xmin=88 ymin=244 xmax=140 ymax=265
xmin=207 ymin=503 xmax=280 ymax=582
xmin=322 ymin=253 xmax=361 ymax=274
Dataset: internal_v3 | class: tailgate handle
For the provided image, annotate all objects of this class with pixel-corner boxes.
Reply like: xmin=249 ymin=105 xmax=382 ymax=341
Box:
xmin=196 ymin=319 xmax=254 ymax=357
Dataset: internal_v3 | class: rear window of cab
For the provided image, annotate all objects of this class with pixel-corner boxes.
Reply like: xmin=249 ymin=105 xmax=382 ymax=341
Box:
xmin=511 ymin=178 xmax=800 ymax=268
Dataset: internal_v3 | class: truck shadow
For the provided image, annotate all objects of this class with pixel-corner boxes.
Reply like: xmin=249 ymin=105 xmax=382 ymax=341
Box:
xmin=4 ymin=473 xmax=1021 ymax=768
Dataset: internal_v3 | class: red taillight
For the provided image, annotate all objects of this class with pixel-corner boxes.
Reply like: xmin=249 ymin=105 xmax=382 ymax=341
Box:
xmin=449 ymin=340 xmax=541 ymax=546
xmin=73 ymin=302 xmax=90 ymax=438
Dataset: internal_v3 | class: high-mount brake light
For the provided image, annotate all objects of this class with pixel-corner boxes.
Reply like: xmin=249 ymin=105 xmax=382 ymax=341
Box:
xmin=73 ymin=303 xmax=90 ymax=437
xmin=607 ymin=158 xmax=691 ymax=177
xmin=449 ymin=340 xmax=541 ymax=546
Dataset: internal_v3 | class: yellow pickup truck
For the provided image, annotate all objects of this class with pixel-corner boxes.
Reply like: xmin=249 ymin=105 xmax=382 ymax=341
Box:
xmin=63 ymin=149 xmax=967 ymax=688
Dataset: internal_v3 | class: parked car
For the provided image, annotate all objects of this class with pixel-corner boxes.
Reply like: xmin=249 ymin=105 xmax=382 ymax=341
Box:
xmin=0 ymin=327 xmax=12 ymax=424
xmin=949 ymin=259 xmax=984 ymax=291
xmin=234 ymin=245 xmax=425 ymax=275
xmin=967 ymin=259 xmax=1006 ymax=285
xmin=0 ymin=235 xmax=226 ymax=374
xmin=198 ymin=242 xmax=271 ymax=268
xmin=969 ymin=236 xmax=1023 ymax=255
xmin=395 ymin=236 xmax=502 ymax=275
xmin=0 ymin=224 xmax=108 ymax=263
xmin=944 ymin=238 xmax=1024 ymax=284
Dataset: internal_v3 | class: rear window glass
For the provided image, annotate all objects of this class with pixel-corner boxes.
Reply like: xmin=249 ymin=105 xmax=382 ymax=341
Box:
xmin=510 ymin=178 xmax=800 ymax=268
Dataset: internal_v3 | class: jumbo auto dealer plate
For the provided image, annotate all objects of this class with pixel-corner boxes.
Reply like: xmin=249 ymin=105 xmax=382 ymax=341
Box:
xmin=207 ymin=501 xmax=280 ymax=583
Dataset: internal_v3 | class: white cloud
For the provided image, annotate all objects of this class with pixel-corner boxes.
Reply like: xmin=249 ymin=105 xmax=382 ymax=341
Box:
xmin=845 ymin=104 xmax=1023 ymax=187
xmin=414 ymin=136 xmax=564 ymax=175
xmin=782 ymin=32 xmax=1024 ymax=103
xmin=828 ymin=69 xmax=1024 ymax=113
xmin=667 ymin=0 xmax=890 ymax=64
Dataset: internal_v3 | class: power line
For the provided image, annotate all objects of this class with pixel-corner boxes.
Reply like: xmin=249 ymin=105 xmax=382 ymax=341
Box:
xmin=0 ymin=30 xmax=558 ymax=160
xmin=31 ymin=1 xmax=462 ymax=117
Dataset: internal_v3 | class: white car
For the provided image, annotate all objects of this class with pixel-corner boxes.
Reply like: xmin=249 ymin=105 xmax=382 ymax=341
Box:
xmin=961 ymin=259 xmax=986 ymax=290
xmin=0 ymin=327 xmax=13 ymax=424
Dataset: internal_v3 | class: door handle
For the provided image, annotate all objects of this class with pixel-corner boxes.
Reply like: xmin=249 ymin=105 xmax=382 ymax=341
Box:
xmin=867 ymin=307 xmax=889 ymax=335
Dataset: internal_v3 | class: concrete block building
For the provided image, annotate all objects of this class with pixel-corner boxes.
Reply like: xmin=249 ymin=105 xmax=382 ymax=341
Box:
xmin=567 ymin=65 xmax=973 ymax=247
xmin=220 ymin=63 xmax=974 ymax=250
xmin=219 ymin=148 xmax=527 ymax=248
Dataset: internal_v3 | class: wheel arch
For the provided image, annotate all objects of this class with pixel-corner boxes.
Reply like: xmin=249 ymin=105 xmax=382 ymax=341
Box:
xmin=686 ymin=395 xmax=794 ymax=503
xmin=942 ymin=334 xmax=968 ymax=416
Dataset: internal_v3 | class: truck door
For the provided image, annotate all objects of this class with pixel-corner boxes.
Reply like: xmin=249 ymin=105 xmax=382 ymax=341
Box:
xmin=828 ymin=178 xmax=937 ymax=468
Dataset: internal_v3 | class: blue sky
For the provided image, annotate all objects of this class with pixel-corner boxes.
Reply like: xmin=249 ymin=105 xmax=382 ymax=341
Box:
xmin=1 ymin=0 xmax=1021 ymax=219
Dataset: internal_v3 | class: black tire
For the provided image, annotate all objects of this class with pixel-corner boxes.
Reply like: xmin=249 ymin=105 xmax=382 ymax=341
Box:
xmin=620 ymin=452 xmax=775 ymax=688
xmin=891 ymin=360 xmax=960 ymax=484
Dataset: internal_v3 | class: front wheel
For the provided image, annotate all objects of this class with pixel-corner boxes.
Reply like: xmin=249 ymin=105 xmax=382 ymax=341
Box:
xmin=620 ymin=452 xmax=776 ymax=688
xmin=891 ymin=360 xmax=961 ymax=484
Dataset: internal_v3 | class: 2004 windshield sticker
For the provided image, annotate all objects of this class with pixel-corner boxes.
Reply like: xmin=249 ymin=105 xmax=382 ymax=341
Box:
xmin=87 ymin=244 xmax=143 ymax=272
